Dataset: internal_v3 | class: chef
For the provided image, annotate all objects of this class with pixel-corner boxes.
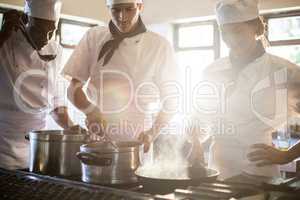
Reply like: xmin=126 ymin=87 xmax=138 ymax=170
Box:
xmin=63 ymin=0 xmax=179 ymax=152
xmin=0 ymin=0 xmax=73 ymax=170
xmin=191 ymin=0 xmax=300 ymax=183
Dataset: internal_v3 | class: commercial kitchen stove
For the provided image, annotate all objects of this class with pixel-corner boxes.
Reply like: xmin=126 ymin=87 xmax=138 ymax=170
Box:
xmin=1 ymin=168 xmax=300 ymax=200
xmin=0 ymin=168 xmax=153 ymax=200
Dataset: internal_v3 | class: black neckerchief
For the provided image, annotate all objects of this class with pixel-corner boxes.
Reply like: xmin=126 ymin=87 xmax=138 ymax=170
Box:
xmin=229 ymin=41 xmax=266 ymax=70
xmin=98 ymin=16 xmax=147 ymax=66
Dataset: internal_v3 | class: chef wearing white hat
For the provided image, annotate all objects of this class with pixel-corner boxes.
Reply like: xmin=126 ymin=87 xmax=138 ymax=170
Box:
xmin=0 ymin=0 xmax=73 ymax=170
xmin=24 ymin=0 xmax=62 ymax=21
xmin=191 ymin=0 xmax=300 ymax=183
xmin=63 ymin=0 xmax=179 ymax=152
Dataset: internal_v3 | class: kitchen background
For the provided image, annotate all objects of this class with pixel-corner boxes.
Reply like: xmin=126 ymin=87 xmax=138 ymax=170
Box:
xmin=0 ymin=0 xmax=300 ymax=131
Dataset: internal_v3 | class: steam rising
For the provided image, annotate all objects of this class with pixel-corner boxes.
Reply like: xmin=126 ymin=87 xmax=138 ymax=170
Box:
xmin=138 ymin=134 xmax=194 ymax=179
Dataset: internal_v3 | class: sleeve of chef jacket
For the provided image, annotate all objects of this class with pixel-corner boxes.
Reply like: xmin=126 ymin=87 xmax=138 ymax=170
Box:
xmin=62 ymin=28 xmax=94 ymax=83
xmin=154 ymin=39 xmax=181 ymax=115
xmin=264 ymin=55 xmax=300 ymax=123
xmin=50 ymin=44 xmax=67 ymax=109
xmin=286 ymin=60 xmax=300 ymax=117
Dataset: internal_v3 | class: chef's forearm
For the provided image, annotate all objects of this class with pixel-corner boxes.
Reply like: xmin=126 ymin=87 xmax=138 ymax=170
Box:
xmin=67 ymin=79 xmax=97 ymax=115
xmin=149 ymin=96 xmax=178 ymax=137
xmin=150 ymin=111 xmax=175 ymax=138
xmin=287 ymin=140 xmax=300 ymax=162
xmin=50 ymin=106 xmax=74 ymax=129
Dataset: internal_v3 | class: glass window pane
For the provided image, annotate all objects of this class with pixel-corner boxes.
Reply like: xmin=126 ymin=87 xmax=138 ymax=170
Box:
xmin=61 ymin=23 xmax=90 ymax=46
xmin=0 ymin=13 xmax=3 ymax=31
xmin=268 ymin=16 xmax=300 ymax=41
xmin=267 ymin=45 xmax=300 ymax=65
xmin=178 ymin=25 xmax=214 ymax=48
xmin=177 ymin=50 xmax=214 ymax=70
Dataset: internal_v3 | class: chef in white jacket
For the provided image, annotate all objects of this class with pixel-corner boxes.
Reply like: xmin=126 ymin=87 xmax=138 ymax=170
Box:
xmin=0 ymin=0 xmax=73 ymax=170
xmin=192 ymin=0 xmax=300 ymax=183
xmin=63 ymin=0 xmax=179 ymax=152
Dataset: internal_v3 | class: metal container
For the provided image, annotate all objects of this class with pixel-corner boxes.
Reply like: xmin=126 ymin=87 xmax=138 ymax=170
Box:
xmin=27 ymin=130 xmax=88 ymax=177
xmin=77 ymin=141 xmax=143 ymax=185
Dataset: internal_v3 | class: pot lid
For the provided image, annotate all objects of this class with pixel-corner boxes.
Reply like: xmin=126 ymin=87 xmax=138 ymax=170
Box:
xmin=80 ymin=141 xmax=142 ymax=153
xmin=29 ymin=130 xmax=88 ymax=142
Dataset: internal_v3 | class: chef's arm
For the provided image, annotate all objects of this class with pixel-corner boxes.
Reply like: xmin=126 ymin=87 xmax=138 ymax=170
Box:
xmin=67 ymin=78 xmax=106 ymax=134
xmin=149 ymin=111 xmax=175 ymax=139
xmin=286 ymin=140 xmax=300 ymax=163
xmin=138 ymin=110 xmax=175 ymax=153
xmin=248 ymin=140 xmax=300 ymax=166
xmin=50 ymin=106 xmax=74 ymax=129
xmin=67 ymin=78 xmax=98 ymax=114
xmin=0 ymin=10 xmax=24 ymax=48
xmin=146 ymin=92 xmax=178 ymax=141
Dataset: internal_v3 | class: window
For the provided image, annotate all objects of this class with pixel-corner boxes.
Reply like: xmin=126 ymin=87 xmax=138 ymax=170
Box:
xmin=0 ymin=13 xmax=3 ymax=31
xmin=268 ymin=16 xmax=300 ymax=42
xmin=175 ymin=10 xmax=300 ymax=68
xmin=265 ymin=12 xmax=300 ymax=65
xmin=59 ymin=20 xmax=94 ymax=48
xmin=268 ymin=45 xmax=300 ymax=65
xmin=0 ymin=7 xmax=10 ymax=31
xmin=174 ymin=21 xmax=220 ymax=80
xmin=178 ymin=24 xmax=214 ymax=48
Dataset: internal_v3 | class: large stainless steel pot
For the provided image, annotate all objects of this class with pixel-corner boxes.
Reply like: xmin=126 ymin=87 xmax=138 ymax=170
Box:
xmin=77 ymin=141 xmax=143 ymax=185
xmin=27 ymin=130 xmax=88 ymax=177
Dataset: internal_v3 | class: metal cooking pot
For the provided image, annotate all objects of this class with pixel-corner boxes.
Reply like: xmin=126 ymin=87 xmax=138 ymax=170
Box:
xmin=27 ymin=129 xmax=88 ymax=177
xmin=77 ymin=141 xmax=143 ymax=185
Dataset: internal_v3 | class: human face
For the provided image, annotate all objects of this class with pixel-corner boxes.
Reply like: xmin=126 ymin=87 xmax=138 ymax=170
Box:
xmin=26 ymin=16 xmax=57 ymax=50
xmin=220 ymin=22 xmax=257 ymax=57
xmin=109 ymin=3 xmax=143 ymax=33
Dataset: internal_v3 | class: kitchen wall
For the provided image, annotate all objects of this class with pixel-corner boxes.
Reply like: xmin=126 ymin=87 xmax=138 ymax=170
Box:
xmin=1 ymin=0 xmax=300 ymax=24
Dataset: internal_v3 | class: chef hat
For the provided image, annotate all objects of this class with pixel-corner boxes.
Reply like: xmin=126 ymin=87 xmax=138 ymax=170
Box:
xmin=216 ymin=0 xmax=259 ymax=25
xmin=106 ymin=0 xmax=143 ymax=6
xmin=24 ymin=0 xmax=62 ymax=21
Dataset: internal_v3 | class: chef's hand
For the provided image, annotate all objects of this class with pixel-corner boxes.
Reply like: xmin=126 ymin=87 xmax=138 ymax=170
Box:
xmin=138 ymin=130 xmax=154 ymax=153
xmin=50 ymin=106 xmax=75 ymax=129
xmin=85 ymin=109 xmax=107 ymax=138
xmin=247 ymin=144 xmax=290 ymax=167
xmin=68 ymin=125 xmax=88 ymax=134
xmin=0 ymin=10 xmax=24 ymax=47
xmin=187 ymin=132 xmax=205 ymax=166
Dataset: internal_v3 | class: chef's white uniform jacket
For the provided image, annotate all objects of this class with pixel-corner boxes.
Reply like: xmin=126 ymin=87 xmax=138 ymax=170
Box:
xmin=63 ymin=26 xmax=179 ymax=141
xmin=0 ymin=30 xmax=63 ymax=169
xmin=196 ymin=53 xmax=300 ymax=180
